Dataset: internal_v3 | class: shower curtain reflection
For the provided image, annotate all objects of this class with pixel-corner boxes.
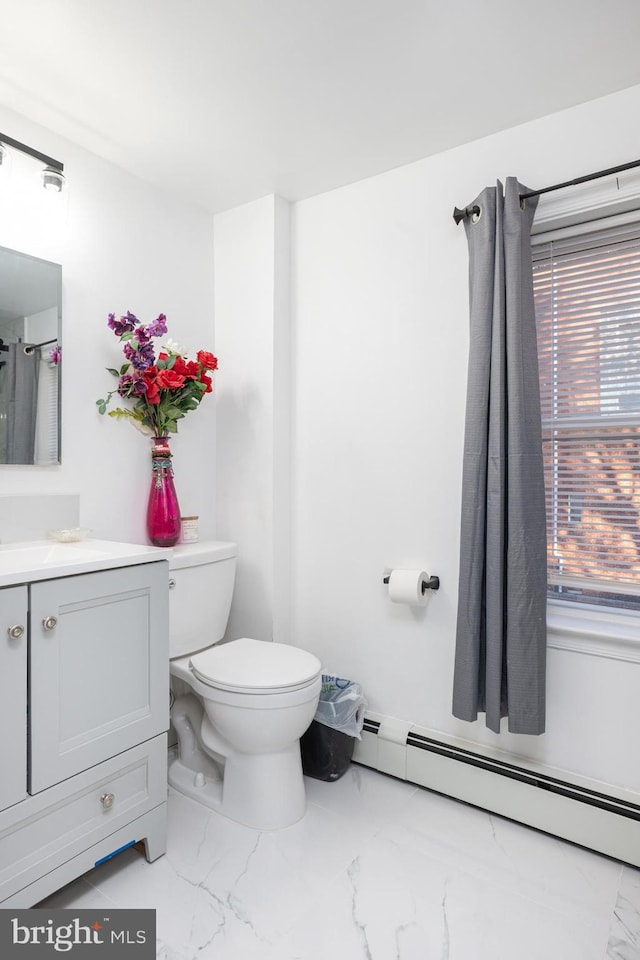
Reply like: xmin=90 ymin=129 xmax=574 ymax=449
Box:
xmin=3 ymin=344 xmax=39 ymax=463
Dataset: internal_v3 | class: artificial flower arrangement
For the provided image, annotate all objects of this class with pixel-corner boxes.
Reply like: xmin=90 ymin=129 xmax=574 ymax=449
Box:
xmin=96 ymin=311 xmax=218 ymax=436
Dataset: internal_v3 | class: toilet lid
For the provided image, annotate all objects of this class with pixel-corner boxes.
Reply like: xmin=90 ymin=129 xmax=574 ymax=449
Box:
xmin=190 ymin=637 xmax=322 ymax=693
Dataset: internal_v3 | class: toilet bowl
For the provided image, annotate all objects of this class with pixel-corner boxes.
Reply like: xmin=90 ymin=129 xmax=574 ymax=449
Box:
xmin=168 ymin=543 xmax=322 ymax=829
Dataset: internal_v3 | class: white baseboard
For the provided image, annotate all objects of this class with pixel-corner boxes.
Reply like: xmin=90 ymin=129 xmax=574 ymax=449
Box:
xmin=353 ymin=714 xmax=640 ymax=867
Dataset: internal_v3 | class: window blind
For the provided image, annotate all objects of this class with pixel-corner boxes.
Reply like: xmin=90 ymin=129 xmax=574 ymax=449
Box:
xmin=34 ymin=355 xmax=59 ymax=465
xmin=532 ymin=222 xmax=640 ymax=602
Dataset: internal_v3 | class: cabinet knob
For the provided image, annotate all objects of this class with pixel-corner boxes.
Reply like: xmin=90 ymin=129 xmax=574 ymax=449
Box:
xmin=42 ymin=616 xmax=58 ymax=631
xmin=100 ymin=793 xmax=115 ymax=810
xmin=168 ymin=578 xmax=176 ymax=589
xmin=7 ymin=624 xmax=24 ymax=640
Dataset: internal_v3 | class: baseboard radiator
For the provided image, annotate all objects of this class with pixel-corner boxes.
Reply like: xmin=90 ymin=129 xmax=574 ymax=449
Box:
xmin=352 ymin=713 xmax=640 ymax=868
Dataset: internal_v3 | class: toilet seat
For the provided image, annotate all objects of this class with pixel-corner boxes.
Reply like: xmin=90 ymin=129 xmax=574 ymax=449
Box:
xmin=190 ymin=637 xmax=322 ymax=695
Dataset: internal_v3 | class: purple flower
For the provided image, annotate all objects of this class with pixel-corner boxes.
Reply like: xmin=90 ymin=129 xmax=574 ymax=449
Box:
xmin=124 ymin=340 xmax=155 ymax=371
xmin=133 ymin=325 xmax=151 ymax=345
xmin=108 ymin=311 xmax=138 ymax=337
xmin=117 ymin=372 xmax=147 ymax=398
xmin=117 ymin=374 xmax=136 ymax=397
xmin=137 ymin=343 xmax=156 ymax=369
xmin=48 ymin=345 xmax=62 ymax=365
xmin=130 ymin=374 xmax=148 ymax=396
xmin=145 ymin=313 xmax=168 ymax=338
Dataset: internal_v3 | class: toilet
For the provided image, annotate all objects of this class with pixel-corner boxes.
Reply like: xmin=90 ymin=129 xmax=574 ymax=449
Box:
xmin=167 ymin=541 xmax=322 ymax=830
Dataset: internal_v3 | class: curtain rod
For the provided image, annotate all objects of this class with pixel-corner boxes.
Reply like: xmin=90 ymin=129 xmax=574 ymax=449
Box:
xmin=453 ymin=157 xmax=640 ymax=225
xmin=23 ymin=338 xmax=58 ymax=355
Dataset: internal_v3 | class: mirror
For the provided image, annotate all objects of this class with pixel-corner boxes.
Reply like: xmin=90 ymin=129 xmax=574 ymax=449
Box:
xmin=0 ymin=245 xmax=61 ymax=465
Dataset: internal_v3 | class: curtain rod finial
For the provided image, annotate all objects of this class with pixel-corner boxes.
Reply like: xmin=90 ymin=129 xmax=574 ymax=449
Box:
xmin=453 ymin=205 xmax=480 ymax=226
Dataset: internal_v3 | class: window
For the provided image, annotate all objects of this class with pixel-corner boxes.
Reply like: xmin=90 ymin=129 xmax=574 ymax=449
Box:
xmin=532 ymin=218 xmax=640 ymax=609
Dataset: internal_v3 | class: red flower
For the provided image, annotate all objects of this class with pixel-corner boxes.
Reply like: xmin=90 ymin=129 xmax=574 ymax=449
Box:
xmin=143 ymin=367 xmax=161 ymax=404
xmin=197 ymin=350 xmax=218 ymax=371
xmin=157 ymin=369 xmax=186 ymax=390
xmin=200 ymin=372 xmax=213 ymax=394
xmin=172 ymin=356 xmax=199 ymax=379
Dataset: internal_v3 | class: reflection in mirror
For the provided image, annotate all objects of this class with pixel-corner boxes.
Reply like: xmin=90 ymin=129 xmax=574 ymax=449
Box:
xmin=0 ymin=246 xmax=61 ymax=465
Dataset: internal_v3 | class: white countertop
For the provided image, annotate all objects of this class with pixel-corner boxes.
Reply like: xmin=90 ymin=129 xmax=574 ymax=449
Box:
xmin=0 ymin=539 xmax=172 ymax=587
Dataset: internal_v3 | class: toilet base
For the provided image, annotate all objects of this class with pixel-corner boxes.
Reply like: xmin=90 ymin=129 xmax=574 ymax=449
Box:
xmin=168 ymin=754 xmax=223 ymax=810
xmin=169 ymin=675 xmax=317 ymax=831
xmin=168 ymin=734 xmax=308 ymax=831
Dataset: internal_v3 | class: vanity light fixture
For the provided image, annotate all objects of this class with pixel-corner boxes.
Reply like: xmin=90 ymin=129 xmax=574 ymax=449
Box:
xmin=0 ymin=131 xmax=65 ymax=191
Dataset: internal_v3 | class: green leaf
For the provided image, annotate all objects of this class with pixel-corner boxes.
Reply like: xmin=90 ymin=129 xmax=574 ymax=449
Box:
xmin=107 ymin=368 xmax=120 ymax=377
xmin=107 ymin=408 xmax=135 ymax=421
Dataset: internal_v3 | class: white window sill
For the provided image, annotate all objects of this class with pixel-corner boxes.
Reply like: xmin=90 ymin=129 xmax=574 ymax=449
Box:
xmin=547 ymin=598 xmax=640 ymax=662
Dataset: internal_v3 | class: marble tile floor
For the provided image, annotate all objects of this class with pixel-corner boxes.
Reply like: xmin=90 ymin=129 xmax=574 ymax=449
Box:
xmin=38 ymin=764 xmax=640 ymax=960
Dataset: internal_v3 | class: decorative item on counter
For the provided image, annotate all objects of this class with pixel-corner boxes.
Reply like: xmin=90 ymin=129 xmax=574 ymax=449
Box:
xmin=147 ymin=436 xmax=181 ymax=547
xmin=180 ymin=515 xmax=199 ymax=543
xmin=96 ymin=311 xmax=218 ymax=547
xmin=47 ymin=527 xmax=92 ymax=542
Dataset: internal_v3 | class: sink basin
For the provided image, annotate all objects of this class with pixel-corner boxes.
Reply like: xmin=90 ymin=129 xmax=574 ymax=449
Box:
xmin=0 ymin=542 xmax=112 ymax=574
xmin=0 ymin=538 xmax=172 ymax=586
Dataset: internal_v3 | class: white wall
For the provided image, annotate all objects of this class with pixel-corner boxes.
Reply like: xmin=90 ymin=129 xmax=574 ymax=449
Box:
xmin=0 ymin=105 xmax=216 ymax=542
xmin=286 ymin=85 xmax=640 ymax=791
xmin=214 ymin=195 xmax=291 ymax=643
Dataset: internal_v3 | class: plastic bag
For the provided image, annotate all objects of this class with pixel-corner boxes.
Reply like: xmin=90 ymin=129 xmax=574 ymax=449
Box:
xmin=313 ymin=675 xmax=367 ymax=739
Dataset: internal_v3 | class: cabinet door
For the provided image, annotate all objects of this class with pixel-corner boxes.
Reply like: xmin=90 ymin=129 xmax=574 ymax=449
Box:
xmin=29 ymin=561 xmax=169 ymax=793
xmin=0 ymin=586 xmax=28 ymax=812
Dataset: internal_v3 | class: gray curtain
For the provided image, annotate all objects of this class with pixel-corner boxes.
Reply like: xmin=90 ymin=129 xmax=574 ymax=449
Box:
xmin=452 ymin=177 xmax=547 ymax=735
xmin=6 ymin=343 xmax=39 ymax=464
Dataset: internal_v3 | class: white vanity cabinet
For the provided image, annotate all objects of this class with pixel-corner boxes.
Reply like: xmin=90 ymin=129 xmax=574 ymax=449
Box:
xmin=0 ymin=547 xmax=170 ymax=907
xmin=0 ymin=586 xmax=28 ymax=813
xmin=29 ymin=564 xmax=168 ymax=793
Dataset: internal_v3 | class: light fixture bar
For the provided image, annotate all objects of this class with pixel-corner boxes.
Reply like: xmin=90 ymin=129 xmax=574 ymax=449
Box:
xmin=0 ymin=131 xmax=64 ymax=173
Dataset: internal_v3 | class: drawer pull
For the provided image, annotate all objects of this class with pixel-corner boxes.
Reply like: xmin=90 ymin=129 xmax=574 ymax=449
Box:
xmin=100 ymin=793 xmax=115 ymax=810
xmin=168 ymin=578 xmax=176 ymax=589
xmin=42 ymin=616 xmax=58 ymax=631
xmin=7 ymin=624 xmax=25 ymax=640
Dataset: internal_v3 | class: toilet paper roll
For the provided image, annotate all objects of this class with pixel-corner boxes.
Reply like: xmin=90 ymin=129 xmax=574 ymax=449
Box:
xmin=387 ymin=569 xmax=429 ymax=606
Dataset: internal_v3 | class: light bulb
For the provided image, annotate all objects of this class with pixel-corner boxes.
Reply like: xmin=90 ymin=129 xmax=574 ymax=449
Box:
xmin=42 ymin=166 xmax=65 ymax=192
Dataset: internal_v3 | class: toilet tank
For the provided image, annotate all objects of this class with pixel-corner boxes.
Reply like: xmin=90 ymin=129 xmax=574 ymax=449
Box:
xmin=169 ymin=541 xmax=237 ymax=658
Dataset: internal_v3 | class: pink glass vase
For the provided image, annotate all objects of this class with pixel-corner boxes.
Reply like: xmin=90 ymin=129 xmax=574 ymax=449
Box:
xmin=146 ymin=436 xmax=181 ymax=547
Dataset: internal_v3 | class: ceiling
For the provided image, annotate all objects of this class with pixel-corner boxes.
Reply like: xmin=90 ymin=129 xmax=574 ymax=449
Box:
xmin=1 ymin=0 xmax=640 ymax=214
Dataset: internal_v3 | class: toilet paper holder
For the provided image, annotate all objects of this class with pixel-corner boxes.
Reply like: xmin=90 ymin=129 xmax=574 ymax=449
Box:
xmin=383 ymin=573 xmax=440 ymax=592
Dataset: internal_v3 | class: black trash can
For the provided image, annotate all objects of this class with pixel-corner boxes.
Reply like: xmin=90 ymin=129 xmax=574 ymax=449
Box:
xmin=301 ymin=675 xmax=367 ymax=782
xmin=301 ymin=721 xmax=355 ymax=782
